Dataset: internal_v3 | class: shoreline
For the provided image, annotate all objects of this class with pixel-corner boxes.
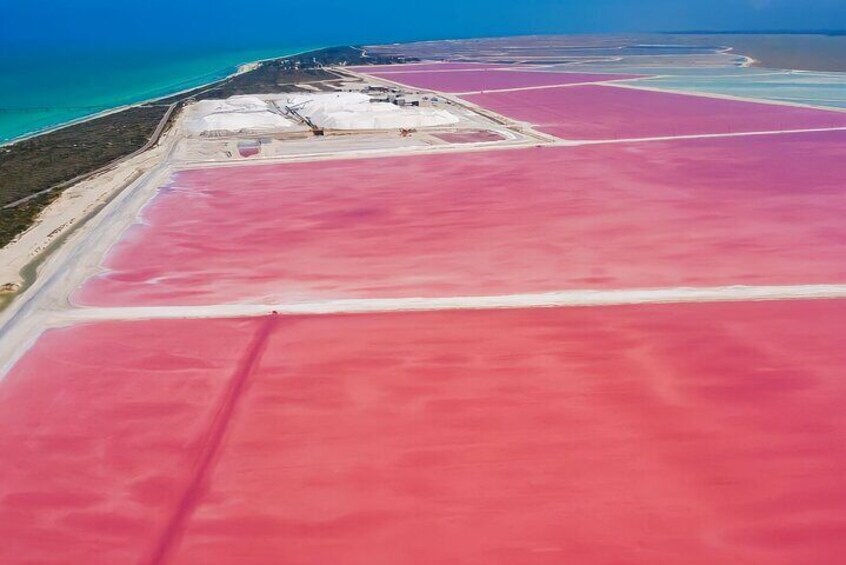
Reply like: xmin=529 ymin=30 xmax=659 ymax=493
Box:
xmin=0 ymin=47 xmax=320 ymax=149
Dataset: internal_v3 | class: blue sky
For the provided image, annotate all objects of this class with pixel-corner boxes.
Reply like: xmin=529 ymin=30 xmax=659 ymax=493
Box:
xmin=2 ymin=0 xmax=845 ymax=50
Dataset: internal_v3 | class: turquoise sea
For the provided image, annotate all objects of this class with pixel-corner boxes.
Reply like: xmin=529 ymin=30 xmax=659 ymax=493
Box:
xmin=0 ymin=45 xmax=314 ymax=143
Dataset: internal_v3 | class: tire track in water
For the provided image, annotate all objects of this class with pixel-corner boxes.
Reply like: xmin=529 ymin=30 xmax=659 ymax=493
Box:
xmin=145 ymin=314 xmax=279 ymax=565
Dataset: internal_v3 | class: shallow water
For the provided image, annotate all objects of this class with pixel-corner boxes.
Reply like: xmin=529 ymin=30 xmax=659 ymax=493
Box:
xmin=639 ymin=70 xmax=846 ymax=109
xmin=546 ymin=51 xmax=846 ymax=110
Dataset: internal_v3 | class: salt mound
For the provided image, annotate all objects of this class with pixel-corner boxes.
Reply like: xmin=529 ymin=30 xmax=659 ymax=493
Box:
xmin=184 ymin=97 xmax=294 ymax=135
xmin=191 ymin=112 xmax=292 ymax=134
xmin=226 ymin=96 xmax=269 ymax=109
xmin=192 ymin=96 xmax=267 ymax=115
xmin=273 ymin=92 xmax=459 ymax=130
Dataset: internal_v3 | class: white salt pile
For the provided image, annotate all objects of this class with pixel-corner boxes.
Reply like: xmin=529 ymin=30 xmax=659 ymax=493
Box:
xmin=184 ymin=96 xmax=294 ymax=135
xmin=271 ymin=92 xmax=459 ymax=130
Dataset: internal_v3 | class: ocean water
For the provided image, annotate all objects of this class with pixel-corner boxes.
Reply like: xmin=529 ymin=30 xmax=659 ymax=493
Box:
xmin=0 ymin=45 xmax=314 ymax=143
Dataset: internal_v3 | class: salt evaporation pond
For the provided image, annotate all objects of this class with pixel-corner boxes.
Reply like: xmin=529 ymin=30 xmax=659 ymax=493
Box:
xmin=6 ymin=301 xmax=846 ymax=564
xmin=464 ymin=83 xmax=846 ymax=139
xmin=76 ymin=131 xmax=846 ymax=307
